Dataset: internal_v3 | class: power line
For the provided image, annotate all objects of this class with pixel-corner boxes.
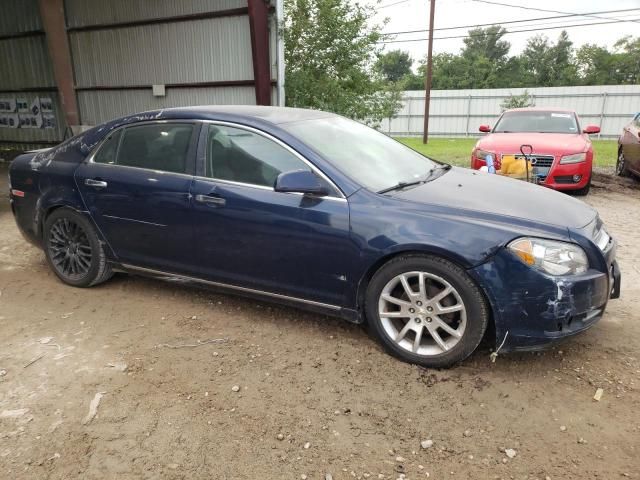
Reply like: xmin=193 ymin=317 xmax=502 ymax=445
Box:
xmin=471 ymin=0 xmax=640 ymax=24
xmin=378 ymin=0 xmax=411 ymax=9
xmin=379 ymin=7 xmax=640 ymax=37
xmin=378 ymin=16 xmax=640 ymax=43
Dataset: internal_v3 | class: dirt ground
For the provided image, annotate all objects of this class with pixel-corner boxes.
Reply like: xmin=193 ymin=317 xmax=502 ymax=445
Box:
xmin=1 ymin=163 xmax=639 ymax=480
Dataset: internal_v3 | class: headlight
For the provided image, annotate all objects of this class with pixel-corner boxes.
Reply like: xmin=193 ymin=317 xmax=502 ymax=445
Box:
xmin=560 ymin=152 xmax=586 ymax=164
xmin=508 ymin=237 xmax=588 ymax=275
xmin=474 ymin=149 xmax=494 ymax=160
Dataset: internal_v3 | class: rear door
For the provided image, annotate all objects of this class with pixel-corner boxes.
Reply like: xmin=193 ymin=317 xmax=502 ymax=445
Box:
xmin=75 ymin=121 xmax=200 ymax=274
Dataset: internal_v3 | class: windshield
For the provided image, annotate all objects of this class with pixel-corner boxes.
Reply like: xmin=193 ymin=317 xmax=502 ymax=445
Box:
xmin=494 ymin=111 xmax=579 ymax=134
xmin=281 ymin=116 xmax=437 ymax=192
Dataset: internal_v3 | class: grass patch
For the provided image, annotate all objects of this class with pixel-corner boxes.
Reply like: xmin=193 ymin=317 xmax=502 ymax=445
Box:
xmin=395 ymin=137 xmax=619 ymax=168
xmin=591 ymin=140 xmax=618 ymax=167
xmin=396 ymin=137 xmax=476 ymax=166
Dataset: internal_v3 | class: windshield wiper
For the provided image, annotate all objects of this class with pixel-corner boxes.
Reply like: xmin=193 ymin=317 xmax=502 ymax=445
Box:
xmin=377 ymin=179 xmax=425 ymax=194
xmin=377 ymin=164 xmax=451 ymax=194
xmin=423 ymin=163 xmax=451 ymax=181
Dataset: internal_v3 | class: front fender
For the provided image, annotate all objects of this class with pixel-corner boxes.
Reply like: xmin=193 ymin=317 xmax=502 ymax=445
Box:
xmin=345 ymin=188 xmax=574 ymax=322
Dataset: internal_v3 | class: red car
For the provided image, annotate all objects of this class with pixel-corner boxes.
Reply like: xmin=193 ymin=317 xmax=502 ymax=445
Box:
xmin=617 ymin=112 xmax=640 ymax=179
xmin=471 ymin=108 xmax=600 ymax=195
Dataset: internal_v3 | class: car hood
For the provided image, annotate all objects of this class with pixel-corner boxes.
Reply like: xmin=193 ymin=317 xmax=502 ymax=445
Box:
xmin=477 ymin=132 xmax=589 ymax=155
xmin=393 ymin=167 xmax=596 ymax=229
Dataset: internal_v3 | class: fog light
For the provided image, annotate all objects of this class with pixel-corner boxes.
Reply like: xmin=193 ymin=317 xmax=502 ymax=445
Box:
xmin=572 ymin=174 xmax=582 ymax=183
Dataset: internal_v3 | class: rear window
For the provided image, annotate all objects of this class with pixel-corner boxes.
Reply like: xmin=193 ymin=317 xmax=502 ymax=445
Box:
xmin=93 ymin=130 xmax=121 ymax=165
xmin=494 ymin=111 xmax=578 ymax=134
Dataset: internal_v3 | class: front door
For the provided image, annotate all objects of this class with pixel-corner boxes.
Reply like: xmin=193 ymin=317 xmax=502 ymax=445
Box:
xmin=191 ymin=123 xmax=355 ymax=307
xmin=75 ymin=121 xmax=200 ymax=274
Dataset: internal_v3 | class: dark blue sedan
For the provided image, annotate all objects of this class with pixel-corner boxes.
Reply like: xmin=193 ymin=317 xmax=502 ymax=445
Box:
xmin=8 ymin=106 xmax=621 ymax=368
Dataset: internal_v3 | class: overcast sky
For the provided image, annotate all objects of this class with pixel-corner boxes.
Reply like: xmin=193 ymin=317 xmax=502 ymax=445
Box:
xmin=367 ymin=0 xmax=640 ymax=68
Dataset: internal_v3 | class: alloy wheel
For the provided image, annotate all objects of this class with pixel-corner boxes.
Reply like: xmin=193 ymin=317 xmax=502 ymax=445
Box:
xmin=378 ymin=271 xmax=467 ymax=356
xmin=48 ymin=217 xmax=93 ymax=279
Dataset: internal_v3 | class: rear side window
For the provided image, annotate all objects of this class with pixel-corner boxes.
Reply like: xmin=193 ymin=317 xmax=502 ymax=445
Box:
xmin=95 ymin=123 xmax=193 ymax=174
xmin=634 ymin=114 xmax=640 ymax=128
xmin=93 ymin=129 xmax=122 ymax=165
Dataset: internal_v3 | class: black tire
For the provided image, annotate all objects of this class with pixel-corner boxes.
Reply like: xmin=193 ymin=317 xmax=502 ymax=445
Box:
xmin=616 ymin=148 xmax=629 ymax=177
xmin=43 ymin=208 xmax=113 ymax=287
xmin=572 ymin=174 xmax=591 ymax=196
xmin=365 ymin=254 xmax=489 ymax=368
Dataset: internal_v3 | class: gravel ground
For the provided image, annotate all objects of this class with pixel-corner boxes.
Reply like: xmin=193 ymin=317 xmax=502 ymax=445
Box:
xmin=1 ymin=163 xmax=639 ymax=480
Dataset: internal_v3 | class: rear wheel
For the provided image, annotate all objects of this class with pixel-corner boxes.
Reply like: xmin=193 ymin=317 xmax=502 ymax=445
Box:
xmin=44 ymin=208 xmax=113 ymax=287
xmin=365 ymin=255 xmax=489 ymax=368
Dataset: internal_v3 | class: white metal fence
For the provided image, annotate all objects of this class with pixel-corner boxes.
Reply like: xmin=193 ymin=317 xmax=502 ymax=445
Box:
xmin=381 ymin=84 xmax=640 ymax=139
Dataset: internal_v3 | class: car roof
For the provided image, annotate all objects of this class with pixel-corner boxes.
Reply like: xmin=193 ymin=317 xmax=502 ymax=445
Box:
xmin=506 ymin=107 xmax=575 ymax=113
xmin=135 ymin=105 xmax=338 ymax=125
xmin=77 ymin=106 xmax=340 ymax=154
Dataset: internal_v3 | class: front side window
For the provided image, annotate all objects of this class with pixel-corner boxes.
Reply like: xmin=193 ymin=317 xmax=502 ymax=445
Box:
xmin=95 ymin=123 xmax=193 ymax=174
xmin=205 ymin=124 xmax=311 ymax=188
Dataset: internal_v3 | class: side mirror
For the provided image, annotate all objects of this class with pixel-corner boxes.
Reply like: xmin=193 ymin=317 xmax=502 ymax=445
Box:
xmin=583 ymin=125 xmax=600 ymax=134
xmin=479 ymin=125 xmax=491 ymax=133
xmin=274 ymin=170 xmax=329 ymax=196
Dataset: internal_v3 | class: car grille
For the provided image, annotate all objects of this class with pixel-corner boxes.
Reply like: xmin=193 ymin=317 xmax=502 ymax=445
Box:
xmin=501 ymin=154 xmax=555 ymax=182
xmin=504 ymin=154 xmax=555 ymax=167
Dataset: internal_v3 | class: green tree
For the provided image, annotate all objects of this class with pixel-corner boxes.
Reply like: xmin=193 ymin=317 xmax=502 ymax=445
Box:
xmin=375 ymin=49 xmax=413 ymax=83
xmin=521 ymin=35 xmax=553 ymax=86
xmin=284 ymin=0 xmax=402 ymax=124
xmin=521 ymin=31 xmax=578 ymax=86
xmin=575 ymin=44 xmax=616 ymax=85
xmin=420 ymin=27 xmax=517 ymax=90
xmin=399 ymin=72 xmax=425 ymax=90
xmin=548 ymin=31 xmax=578 ymax=86
xmin=613 ymin=36 xmax=640 ymax=84
xmin=500 ymin=90 xmax=535 ymax=111
xmin=461 ymin=25 xmax=510 ymax=63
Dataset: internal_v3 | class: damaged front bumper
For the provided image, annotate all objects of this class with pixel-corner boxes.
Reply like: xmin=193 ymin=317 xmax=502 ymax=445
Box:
xmin=470 ymin=247 xmax=621 ymax=352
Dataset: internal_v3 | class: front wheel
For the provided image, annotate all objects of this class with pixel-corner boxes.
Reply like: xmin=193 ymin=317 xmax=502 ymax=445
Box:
xmin=616 ymin=149 xmax=629 ymax=177
xmin=44 ymin=208 xmax=113 ymax=287
xmin=365 ymin=255 xmax=489 ymax=368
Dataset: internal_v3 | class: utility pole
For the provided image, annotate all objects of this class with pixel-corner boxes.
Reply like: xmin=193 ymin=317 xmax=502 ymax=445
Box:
xmin=422 ymin=0 xmax=436 ymax=144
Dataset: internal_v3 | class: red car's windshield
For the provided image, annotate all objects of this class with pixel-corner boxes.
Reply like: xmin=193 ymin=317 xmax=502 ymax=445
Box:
xmin=494 ymin=111 xmax=579 ymax=134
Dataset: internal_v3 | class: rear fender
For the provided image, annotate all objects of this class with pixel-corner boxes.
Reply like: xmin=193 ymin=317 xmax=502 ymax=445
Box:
xmin=38 ymin=163 xmax=118 ymax=262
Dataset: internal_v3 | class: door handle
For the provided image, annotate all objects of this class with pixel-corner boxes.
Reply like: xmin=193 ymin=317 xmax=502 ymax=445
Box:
xmin=85 ymin=178 xmax=108 ymax=188
xmin=194 ymin=194 xmax=226 ymax=206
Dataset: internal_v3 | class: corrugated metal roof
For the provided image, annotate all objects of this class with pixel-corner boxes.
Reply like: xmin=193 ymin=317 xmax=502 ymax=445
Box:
xmin=70 ymin=16 xmax=254 ymax=87
xmin=65 ymin=0 xmax=247 ymax=28
xmin=0 ymin=0 xmax=41 ymax=35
